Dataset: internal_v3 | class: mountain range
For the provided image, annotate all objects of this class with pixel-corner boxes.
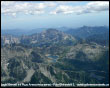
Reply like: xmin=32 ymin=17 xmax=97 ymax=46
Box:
xmin=1 ymin=26 xmax=109 ymax=86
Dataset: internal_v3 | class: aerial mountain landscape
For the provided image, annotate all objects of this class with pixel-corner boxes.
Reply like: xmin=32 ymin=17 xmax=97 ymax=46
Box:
xmin=1 ymin=1 xmax=109 ymax=87
xmin=1 ymin=26 xmax=109 ymax=86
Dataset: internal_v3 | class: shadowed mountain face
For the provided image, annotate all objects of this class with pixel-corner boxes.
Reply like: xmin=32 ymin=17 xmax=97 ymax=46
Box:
xmin=65 ymin=26 xmax=109 ymax=38
xmin=65 ymin=26 xmax=109 ymax=46
xmin=1 ymin=27 xmax=109 ymax=85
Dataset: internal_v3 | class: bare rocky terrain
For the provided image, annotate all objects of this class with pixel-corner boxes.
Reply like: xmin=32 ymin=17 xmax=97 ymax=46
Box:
xmin=1 ymin=28 xmax=109 ymax=86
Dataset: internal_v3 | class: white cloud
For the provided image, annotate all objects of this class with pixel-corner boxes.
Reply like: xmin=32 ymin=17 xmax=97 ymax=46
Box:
xmin=50 ymin=1 xmax=109 ymax=15
xmin=1 ymin=1 xmax=56 ymax=16
xmin=1 ymin=1 xmax=109 ymax=16
xmin=43 ymin=2 xmax=56 ymax=7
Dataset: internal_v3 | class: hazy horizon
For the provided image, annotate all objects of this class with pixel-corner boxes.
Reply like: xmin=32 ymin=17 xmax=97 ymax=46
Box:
xmin=1 ymin=25 xmax=109 ymax=31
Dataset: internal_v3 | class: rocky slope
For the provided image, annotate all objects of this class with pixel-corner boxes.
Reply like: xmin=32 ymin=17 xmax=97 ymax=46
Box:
xmin=1 ymin=28 xmax=109 ymax=85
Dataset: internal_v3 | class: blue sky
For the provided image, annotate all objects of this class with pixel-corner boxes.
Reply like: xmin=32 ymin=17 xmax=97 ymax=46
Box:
xmin=1 ymin=1 xmax=109 ymax=30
